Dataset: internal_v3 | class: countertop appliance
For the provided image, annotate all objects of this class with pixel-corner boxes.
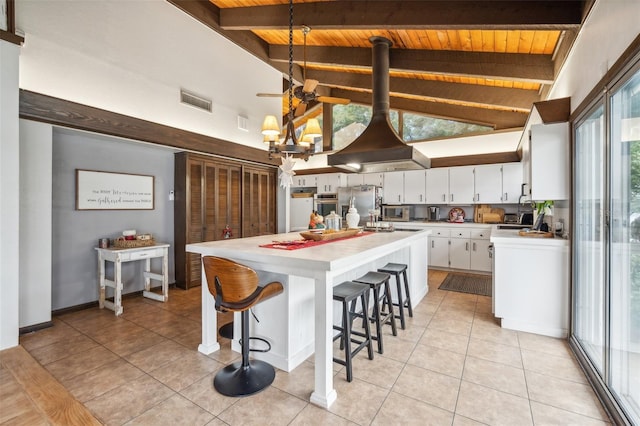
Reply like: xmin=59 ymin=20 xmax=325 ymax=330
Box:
xmin=337 ymin=185 xmax=382 ymax=227
xmin=428 ymin=206 xmax=440 ymax=221
xmin=382 ymin=205 xmax=412 ymax=222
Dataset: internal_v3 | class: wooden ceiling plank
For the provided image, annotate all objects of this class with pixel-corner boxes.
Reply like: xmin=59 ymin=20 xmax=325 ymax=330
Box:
xmin=306 ymin=69 xmax=540 ymax=110
xmin=269 ymin=45 xmax=555 ymax=83
xmin=219 ymin=1 xmax=584 ymax=30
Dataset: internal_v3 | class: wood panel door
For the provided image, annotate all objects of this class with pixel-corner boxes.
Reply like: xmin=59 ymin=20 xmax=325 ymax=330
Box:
xmin=242 ymin=166 xmax=277 ymax=237
xmin=175 ymin=153 xmax=242 ymax=289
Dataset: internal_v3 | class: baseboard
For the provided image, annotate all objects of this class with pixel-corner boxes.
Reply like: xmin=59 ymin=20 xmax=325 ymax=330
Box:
xmin=19 ymin=321 xmax=54 ymax=335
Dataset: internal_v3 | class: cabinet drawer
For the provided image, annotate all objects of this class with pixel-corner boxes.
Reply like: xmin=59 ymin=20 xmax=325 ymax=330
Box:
xmin=470 ymin=229 xmax=490 ymax=239
xmin=450 ymin=229 xmax=471 ymax=239
xmin=120 ymin=247 xmax=164 ymax=261
xmin=430 ymin=228 xmax=450 ymax=237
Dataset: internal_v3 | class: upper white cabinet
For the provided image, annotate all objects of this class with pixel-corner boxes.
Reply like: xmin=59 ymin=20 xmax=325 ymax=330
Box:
xmin=501 ymin=162 xmax=523 ymax=203
xmin=362 ymin=173 xmax=384 ymax=187
xmin=473 ymin=164 xmax=503 ymax=204
xmin=316 ymin=173 xmax=344 ymax=194
xmin=403 ymin=170 xmax=427 ymax=204
xmin=291 ymin=174 xmax=317 ymax=188
xmin=383 ymin=171 xmax=404 ymax=203
xmin=528 ymin=122 xmax=569 ymax=200
xmin=346 ymin=174 xmax=363 ymax=187
xmin=425 ymin=168 xmax=449 ymax=204
xmin=449 ymin=166 xmax=475 ymax=204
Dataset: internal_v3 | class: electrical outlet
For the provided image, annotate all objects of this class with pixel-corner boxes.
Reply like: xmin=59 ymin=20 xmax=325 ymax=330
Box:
xmin=169 ymin=190 xmax=175 ymax=201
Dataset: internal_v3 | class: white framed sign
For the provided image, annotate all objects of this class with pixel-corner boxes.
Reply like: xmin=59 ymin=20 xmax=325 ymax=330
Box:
xmin=76 ymin=169 xmax=155 ymax=210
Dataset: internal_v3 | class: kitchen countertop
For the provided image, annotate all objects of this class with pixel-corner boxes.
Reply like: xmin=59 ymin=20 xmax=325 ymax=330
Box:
xmin=490 ymin=227 xmax=569 ymax=246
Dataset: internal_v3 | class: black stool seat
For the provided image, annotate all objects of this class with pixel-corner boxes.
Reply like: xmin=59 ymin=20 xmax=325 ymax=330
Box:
xmin=353 ymin=271 xmax=397 ymax=354
xmin=333 ymin=281 xmax=374 ymax=382
xmin=377 ymin=262 xmax=413 ymax=329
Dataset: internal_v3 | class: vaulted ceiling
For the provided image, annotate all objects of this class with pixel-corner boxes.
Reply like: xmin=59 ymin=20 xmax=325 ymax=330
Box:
xmin=168 ymin=0 xmax=591 ymax=131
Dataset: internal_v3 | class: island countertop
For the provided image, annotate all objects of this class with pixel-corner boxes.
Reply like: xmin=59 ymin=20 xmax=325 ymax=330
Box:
xmin=186 ymin=228 xmax=430 ymax=408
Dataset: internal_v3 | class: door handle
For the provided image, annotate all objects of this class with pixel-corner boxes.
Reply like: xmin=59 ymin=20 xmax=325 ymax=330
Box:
xmin=504 ymin=192 xmax=508 ymax=201
xmin=473 ymin=242 xmax=476 ymax=251
xmin=466 ymin=242 xmax=469 ymax=251
xmin=431 ymin=240 xmax=434 ymax=248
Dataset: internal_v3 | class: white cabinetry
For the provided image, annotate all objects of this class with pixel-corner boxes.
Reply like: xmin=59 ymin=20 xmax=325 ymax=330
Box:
xmin=403 ymin=170 xmax=427 ymax=204
xmin=425 ymin=168 xmax=449 ymax=204
xmin=346 ymin=174 xmax=363 ymax=187
xmin=501 ymin=163 xmax=523 ymax=203
xmin=383 ymin=171 xmax=404 ymax=203
xmin=528 ymin=122 xmax=569 ymax=200
xmin=363 ymin=173 xmax=384 ymax=187
xmin=449 ymin=229 xmax=471 ymax=270
xmin=292 ymin=174 xmax=317 ymax=188
xmin=316 ymin=173 xmax=344 ymax=194
xmin=470 ymin=229 xmax=491 ymax=272
xmin=474 ymin=164 xmax=503 ymax=204
xmin=428 ymin=226 xmax=491 ymax=272
xmin=428 ymin=228 xmax=450 ymax=268
xmin=449 ymin=166 xmax=475 ymax=204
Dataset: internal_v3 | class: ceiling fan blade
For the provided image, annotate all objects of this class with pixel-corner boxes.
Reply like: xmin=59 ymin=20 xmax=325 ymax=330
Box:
xmin=295 ymin=103 xmax=307 ymax=117
xmin=302 ymin=79 xmax=318 ymax=93
xmin=256 ymin=93 xmax=284 ymax=98
xmin=317 ymin=96 xmax=351 ymax=105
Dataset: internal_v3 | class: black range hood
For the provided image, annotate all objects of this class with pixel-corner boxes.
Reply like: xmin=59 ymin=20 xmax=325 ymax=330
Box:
xmin=328 ymin=36 xmax=430 ymax=173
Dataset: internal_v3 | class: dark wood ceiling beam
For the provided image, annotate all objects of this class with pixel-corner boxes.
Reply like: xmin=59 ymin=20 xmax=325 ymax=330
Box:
xmin=220 ymin=1 xmax=583 ymax=30
xmin=270 ymin=45 xmax=555 ymax=83
xmin=331 ymin=89 xmax=528 ymax=130
xmin=307 ymin=70 xmax=539 ymax=111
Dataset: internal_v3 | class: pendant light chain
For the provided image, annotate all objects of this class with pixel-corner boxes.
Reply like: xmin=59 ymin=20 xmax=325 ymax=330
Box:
xmin=287 ymin=0 xmax=294 ymax=123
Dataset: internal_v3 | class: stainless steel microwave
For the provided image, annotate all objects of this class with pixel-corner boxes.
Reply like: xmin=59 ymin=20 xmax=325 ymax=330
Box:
xmin=382 ymin=205 xmax=411 ymax=222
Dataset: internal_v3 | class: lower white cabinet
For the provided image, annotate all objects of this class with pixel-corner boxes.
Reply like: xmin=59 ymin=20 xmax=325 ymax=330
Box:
xmin=428 ymin=226 xmax=491 ymax=272
xmin=470 ymin=229 xmax=492 ymax=272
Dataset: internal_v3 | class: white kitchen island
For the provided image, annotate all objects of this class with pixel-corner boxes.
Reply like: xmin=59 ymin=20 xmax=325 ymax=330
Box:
xmin=186 ymin=229 xmax=430 ymax=408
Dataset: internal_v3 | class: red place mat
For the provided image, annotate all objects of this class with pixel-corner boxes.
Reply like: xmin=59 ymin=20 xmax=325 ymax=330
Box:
xmin=260 ymin=231 xmax=372 ymax=250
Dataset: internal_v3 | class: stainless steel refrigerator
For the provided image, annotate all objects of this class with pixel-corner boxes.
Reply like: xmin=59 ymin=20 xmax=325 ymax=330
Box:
xmin=337 ymin=185 xmax=383 ymax=226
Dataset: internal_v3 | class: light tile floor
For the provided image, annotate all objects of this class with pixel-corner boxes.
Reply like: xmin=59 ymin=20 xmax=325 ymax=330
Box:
xmin=16 ymin=270 xmax=611 ymax=425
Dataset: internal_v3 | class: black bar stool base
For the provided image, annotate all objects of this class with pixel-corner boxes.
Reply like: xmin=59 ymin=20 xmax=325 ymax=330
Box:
xmin=213 ymin=359 xmax=276 ymax=397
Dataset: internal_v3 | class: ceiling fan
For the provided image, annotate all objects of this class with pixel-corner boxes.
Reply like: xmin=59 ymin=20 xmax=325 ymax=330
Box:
xmin=257 ymin=26 xmax=350 ymax=117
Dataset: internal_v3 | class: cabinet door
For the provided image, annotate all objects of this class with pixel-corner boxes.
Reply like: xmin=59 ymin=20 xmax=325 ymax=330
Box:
xmin=530 ymin=122 xmax=569 ymax=200
xmin=404 ymin=170 xmax=427 ymax=204
xmin=362 ymin=173 xmax=384 ymax=187
xmin=470 ymin=239 xmax=492 ymax=272
xmin=449 ymin=237 xmax=471 ymax=269
xmin=185 ymin=159 xmax=205 ymax=289
xmin=425 ymin=168 xmax=449 ymax=204
xmin=293 ymin=174 xmax=317 ymax=188
xmin=346 ymin=174 xmax=364 ymax=187
xmin=449 ymin=166 xmax=475 ymax=204
xmin=383 ymin=171 xmax=404 ymax=203
xmin=474 ymin=165 xmax=502 ymax=204
xmin=429 ymin=236 xmax=450 ymax=268
xmin=501 ymin=163 xmax=523 ymax=203
xmin=204 ymin=163 xmax=241 ymax=242
xmin=316 ymin=173 xmax=342 ymax=193
xmin=243 ymin=166 xmax=277 ymax=237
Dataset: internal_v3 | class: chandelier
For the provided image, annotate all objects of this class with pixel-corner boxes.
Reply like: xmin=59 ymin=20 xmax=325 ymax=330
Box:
xmin=261 ymin=0 xmax=318 ymax=160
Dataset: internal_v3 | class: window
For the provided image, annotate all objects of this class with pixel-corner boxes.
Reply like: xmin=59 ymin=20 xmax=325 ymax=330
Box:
xmin=402 ymin=112 xmax=492 ymax=142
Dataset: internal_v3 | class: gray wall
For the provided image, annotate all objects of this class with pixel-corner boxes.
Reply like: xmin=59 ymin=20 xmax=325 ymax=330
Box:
xmin=52 ymin=128 xmax=176 ymax=310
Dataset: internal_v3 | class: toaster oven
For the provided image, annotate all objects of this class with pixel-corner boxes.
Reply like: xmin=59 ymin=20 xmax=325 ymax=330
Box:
xmin=382 ymin=205 xmax=411 ymax=222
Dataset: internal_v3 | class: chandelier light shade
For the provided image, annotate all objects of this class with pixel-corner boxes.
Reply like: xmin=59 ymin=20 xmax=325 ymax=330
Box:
xmin=262 ymin=0 xmax=317 ymax=161
xmin=261 ymin=115 xmax=281 ymax=137
xmin=303 ymin=118 xmax=322 ymax=139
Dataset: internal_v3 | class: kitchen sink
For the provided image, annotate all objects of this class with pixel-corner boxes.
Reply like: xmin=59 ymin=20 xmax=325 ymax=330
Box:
xmin=496 ymin=224 xmax=530 ymax=230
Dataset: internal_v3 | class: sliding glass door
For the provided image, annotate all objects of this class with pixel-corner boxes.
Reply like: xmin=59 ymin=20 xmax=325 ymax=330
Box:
xmin=573 ymin=58 xmax=640 ymax=425
xmin=609 ymin=67 xmax=640 ymax=423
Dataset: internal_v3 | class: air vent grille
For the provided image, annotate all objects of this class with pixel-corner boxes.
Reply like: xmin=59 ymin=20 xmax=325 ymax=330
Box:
xmin=180 ymin=89 xmax=212 ymax=113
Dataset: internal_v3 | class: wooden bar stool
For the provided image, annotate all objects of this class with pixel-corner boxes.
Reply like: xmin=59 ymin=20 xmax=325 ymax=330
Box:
xmin=377 ymin=262 xmax=412 ymax=329
xmin=352 ymin=271 xmax=397 ymax=354
xmin=202 ymin=256 xmax=283 ymax=397
xmin=333 ymin=281 xmax=374 ymax=382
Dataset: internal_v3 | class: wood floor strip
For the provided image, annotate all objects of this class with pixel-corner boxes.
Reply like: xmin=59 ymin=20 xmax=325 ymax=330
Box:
xmin=0 ymin=346 xmax=101 ymax=426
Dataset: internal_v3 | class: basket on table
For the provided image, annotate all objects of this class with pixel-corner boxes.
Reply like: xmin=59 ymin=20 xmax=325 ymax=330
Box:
xmin=112 ymin=237 xmax=156 ymax=248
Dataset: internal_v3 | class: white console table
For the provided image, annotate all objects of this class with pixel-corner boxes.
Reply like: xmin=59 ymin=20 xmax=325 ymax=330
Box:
xmin=95 ymin=243 xmax=170 ymax=316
